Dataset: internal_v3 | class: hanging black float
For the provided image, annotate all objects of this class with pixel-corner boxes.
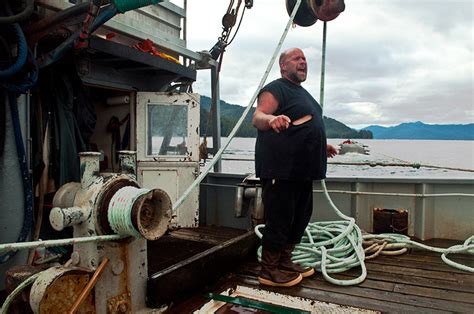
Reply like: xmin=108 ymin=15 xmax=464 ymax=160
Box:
xmin=285 ymin=0 xmax=346 ymax=26
xmin=285 ymin=0 xmax=318 ymax=27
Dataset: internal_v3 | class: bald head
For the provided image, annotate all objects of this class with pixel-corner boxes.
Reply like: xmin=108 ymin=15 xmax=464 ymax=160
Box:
xmin=279 ymin=48 xmax=302 ymax=66
xmin=279 ymin=48 xmax=307 ymax=84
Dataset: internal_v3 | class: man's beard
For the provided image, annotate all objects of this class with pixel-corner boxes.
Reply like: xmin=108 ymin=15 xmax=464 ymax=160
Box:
xmin=288 ymin=71 xmax=306 ymax=83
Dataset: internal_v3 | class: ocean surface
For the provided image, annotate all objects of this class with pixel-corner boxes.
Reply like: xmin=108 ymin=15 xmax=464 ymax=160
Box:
xmin=205 ymin=138 xmax=474 ymax=179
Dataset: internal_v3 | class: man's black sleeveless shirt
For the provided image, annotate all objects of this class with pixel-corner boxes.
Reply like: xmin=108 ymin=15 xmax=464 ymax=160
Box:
xmin=255 ymin=78 xmax=327 ymax=180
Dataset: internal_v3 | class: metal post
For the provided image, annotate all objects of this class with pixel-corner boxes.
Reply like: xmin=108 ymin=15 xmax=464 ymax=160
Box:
xmin=320 ymin=21 xmax=327 ymax=107
xmin=211 ymin=65 xmax=222 ymax=172
xmin=183 ymin=0 xmax=187 ymax=42
xmin=79 ymin=152 xmax=101 ymax=188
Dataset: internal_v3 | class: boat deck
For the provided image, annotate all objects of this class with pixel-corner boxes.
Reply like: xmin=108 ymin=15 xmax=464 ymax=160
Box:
xmin=166 ymin=237 xmax=474 ymax=313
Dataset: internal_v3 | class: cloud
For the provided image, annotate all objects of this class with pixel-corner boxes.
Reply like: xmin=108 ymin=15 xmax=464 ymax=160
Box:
xmin=185 ymin=0 xmax=473 ymax=128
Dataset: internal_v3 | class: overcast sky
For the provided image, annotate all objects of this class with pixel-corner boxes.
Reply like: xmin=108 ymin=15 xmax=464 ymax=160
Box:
xmin=181 ymin=0 xmax=473 ymax=129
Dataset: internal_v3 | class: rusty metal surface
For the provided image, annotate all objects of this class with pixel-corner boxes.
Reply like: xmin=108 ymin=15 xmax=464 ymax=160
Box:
xmin=29 ymin=266 xmax=94 ymax=314
xmin=93 ymin=240 xmax=146 ymax=313
xmin=40 ymin=274 xmax=94 ymax=314
xmin=118 ymin=151 xmax=137 ymax=177
xmin=132 ymin=189 xmax=172 ymax=240
xmin=107 ymin=291 xmax=131 ymax=314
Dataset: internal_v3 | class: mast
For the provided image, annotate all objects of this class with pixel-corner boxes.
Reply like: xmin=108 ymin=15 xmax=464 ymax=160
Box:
xmin=320 ymin=21 xmax=327 ymax=108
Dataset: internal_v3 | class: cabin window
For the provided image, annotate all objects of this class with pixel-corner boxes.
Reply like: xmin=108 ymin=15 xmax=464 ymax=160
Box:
xmin=147 ymin=104 xmax=188 ymax=156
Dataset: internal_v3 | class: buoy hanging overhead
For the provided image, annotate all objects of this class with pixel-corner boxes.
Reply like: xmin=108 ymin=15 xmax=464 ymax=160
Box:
xmin=285 ymin=0 xmax=318 ymax=27
xmin=285 ymin=0 xmax=346 ymax=26
xmin=309 ymin=0 xmax=345 ymax=22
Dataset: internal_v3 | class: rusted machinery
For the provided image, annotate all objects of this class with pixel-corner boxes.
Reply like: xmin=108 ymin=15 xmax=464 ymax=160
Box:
xmin=27 ymin=151 xmax=172 ymax=313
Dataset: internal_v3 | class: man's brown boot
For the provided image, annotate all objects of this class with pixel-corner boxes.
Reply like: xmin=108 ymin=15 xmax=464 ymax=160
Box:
xmin=279 ymin=244 xmax=315 ymax=278
xmin=258 ymin=249 xmax=302 ymax=287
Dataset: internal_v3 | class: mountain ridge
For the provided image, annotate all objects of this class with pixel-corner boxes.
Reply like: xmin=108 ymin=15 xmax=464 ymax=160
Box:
xmin=363 ymin=121 xmax=474 ymax=140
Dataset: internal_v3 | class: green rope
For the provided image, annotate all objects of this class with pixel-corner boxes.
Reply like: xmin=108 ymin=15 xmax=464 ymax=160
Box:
xmin=1 ymin=271 xmax=43 ymax=313
xmin=108 ymin=186 xmax=149 ymax=238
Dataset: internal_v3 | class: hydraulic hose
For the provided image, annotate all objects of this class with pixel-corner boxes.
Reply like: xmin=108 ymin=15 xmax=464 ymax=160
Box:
xmin=2 ymin=49 xmax=39 ymax=94
xmin=38 ymin=0 xmax=163 ymax=68
xmin=0 ymin=24 xmax=27 ymax=79
xmin=0 ymin=270 xmax=42 ymax=313
xmin=38 ymin=4 xmax=119 ymax=68
xmin=0 ymin=0 xmax=34 ymax=24
xmin=24 ymin=2 xmax=90 ymax=35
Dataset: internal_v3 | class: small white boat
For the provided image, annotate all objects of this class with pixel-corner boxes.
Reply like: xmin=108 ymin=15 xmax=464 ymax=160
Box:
xmin=338 ymin=140 xmax=370 ymax=155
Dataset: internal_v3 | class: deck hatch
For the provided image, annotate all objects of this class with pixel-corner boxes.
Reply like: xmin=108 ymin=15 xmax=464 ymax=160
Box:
xmin=373 ymin=207 xmax=408 ymax=235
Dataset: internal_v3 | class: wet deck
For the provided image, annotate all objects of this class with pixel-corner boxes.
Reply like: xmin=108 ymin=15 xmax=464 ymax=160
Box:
xmin=165 ymin=237 xmax=474 ymax=313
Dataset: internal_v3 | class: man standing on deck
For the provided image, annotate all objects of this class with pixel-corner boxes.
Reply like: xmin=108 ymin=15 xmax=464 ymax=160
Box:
xmin=252 ymin=48 xmax=338 ymax=287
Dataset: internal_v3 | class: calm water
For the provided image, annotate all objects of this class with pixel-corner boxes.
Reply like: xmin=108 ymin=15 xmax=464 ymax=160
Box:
xmin=205 ymin=138 xmax=474 ymax=179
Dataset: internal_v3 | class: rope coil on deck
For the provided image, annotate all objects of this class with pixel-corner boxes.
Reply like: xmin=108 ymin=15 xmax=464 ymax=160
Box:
xmin=256 ymin=179 xmax=474 ymax=286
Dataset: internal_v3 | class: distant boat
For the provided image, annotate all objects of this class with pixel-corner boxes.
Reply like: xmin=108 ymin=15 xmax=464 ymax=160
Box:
xmin=338 ymin=139 xmax=370 ymax=155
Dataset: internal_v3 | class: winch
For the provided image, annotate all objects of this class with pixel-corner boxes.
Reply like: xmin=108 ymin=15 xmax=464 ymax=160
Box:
xmin=28 ymin=151 xmax=172 ymax=313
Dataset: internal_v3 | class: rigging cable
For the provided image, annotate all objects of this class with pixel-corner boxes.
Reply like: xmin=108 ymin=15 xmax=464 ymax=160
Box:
xmin=199 ymin=0 xmax=249 ymax=158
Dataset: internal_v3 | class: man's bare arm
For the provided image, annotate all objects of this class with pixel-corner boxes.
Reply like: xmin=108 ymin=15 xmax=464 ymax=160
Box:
xmin=252 ymin=92 xmax=291 ymax=133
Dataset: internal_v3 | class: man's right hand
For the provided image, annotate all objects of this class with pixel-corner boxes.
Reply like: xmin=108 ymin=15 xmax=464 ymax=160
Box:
xmin=269 ymin=115 xmax=291 ymax=133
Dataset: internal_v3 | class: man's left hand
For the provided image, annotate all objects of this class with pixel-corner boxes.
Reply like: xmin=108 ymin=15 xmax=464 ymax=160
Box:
xmin=327 ymin=144 xmax=338 ymax=158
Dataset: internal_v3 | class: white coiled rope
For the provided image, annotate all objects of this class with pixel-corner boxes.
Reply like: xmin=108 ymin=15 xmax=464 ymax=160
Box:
xmin=256 ymin=181 xmax=473 ymax=287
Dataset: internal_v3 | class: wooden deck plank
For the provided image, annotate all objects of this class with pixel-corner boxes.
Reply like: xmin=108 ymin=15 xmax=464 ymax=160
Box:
xmin=365 ymin=263 xmax=474 ymax=285
xmin=160 ymin=235 xmax=474 ymax=312
xmin=237 ymin=259 xmax=474 ymax=294
xmin=344 ymin=268 xmax=474 ymax=293
xmin=316 ymin=273 xmax=474 ymax=304
xmin=234 ymin=253 xmax=474 ymax=312
xmin=367 ymin=255 xmax=474 ymax=274
xmin=235 ymin=275 xmax=447 ymax=313
xmin=297 ymin=275 xmax=473 ymax=312
xmin=377 ymin=251 xmax=474 ymax=268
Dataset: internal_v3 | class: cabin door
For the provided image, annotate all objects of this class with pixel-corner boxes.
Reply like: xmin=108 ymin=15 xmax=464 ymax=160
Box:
xmin=135 ymin=92 xmax=200 ymax=228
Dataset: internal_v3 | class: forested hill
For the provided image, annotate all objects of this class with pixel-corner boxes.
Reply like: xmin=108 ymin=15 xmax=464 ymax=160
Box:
xmin=363 ymin=121 xmax=474 ymax=140
xmin=199 ymin=96 xmax=372 ymax=139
